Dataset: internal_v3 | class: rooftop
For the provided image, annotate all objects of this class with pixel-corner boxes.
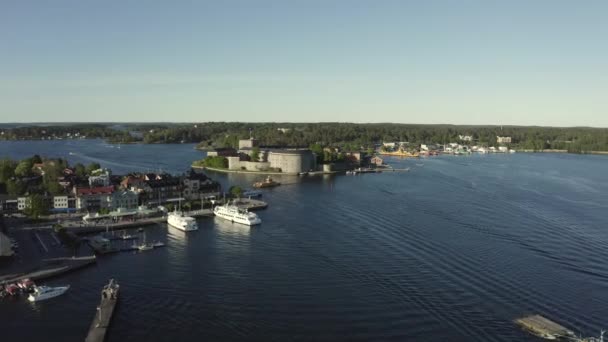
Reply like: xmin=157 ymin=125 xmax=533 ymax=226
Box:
xmin=77 ymin=186 xmax=114 ymax=196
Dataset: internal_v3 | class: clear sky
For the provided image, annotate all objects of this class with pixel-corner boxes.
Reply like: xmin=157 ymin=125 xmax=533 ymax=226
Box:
xmin=1 ymin=1 xmax=607 ymax=126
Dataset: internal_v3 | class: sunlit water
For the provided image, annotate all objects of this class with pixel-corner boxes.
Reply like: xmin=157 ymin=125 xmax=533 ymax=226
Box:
xmin=1 ymin=140 xmax=608 ymax=341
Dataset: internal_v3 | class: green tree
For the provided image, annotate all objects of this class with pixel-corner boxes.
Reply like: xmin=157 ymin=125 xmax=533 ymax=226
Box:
xmin=85 ymin=162 xmax=101 ymax=175
xmin=24 ymin=194 xmax=49 ymax=219
xmin=0 ymin=158 xmax=15 ymax=183
xmin=6 ymin=179 xmax=26 ymax=195
xmin=251 ymin=146 xmax=260 ymax=162
xmin=45 ymin=180 xmax=63 ymax=195
xmin=30 ymin=155 xmax=42 ymax=164
xmin=229 ymin=186 xmax=243 ymax=198
xmin=202 ymin=156 xmax=228 ymax=169
xmin=14 ymin=159 xmax=33 ymax=177
xmin=74 ymin=163 xmax=86 ymax=178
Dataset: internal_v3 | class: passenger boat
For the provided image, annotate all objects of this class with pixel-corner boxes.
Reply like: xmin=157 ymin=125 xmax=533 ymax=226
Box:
xmin=167 ymin=211 xmax=198 ymax=231
xmin=214 ymin=203 xmax=261 ymax=226
xmin=253 ymin=176 xmax=280 ymax=188
xmin=28 ymin=285 xmax=70 ymax=302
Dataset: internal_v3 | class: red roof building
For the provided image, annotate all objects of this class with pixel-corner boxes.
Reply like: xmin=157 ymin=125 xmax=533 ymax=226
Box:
xmin=76 ymin=186 xmax=114 ymax=196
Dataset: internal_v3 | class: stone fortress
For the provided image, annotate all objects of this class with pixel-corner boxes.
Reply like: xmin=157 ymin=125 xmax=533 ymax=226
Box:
xmin=227 ymin=138 xmax=316 ymax=174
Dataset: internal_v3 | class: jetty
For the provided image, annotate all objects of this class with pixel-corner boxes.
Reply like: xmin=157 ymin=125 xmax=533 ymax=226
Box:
xmin=0 ymin=255 xmax=96 ymax=285
xmin=233 ymin=198 xmax=268 ymax=211
xmin=85 ymin=279 xmax=120 ymax=342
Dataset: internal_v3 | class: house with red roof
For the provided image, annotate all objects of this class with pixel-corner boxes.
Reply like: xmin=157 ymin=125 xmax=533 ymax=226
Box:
xmin=74 ymin=186 xmax=114 ymax=211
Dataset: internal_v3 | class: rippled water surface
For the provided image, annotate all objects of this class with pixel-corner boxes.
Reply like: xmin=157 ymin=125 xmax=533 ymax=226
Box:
xmin=1 ymin=140 xmax=608 ymax=341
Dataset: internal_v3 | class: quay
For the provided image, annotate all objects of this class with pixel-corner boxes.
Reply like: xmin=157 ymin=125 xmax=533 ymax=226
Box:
xmin=85 ymin=279 xmax=120 ymax=342
xmin=67 ymin=209 xmax=214 ymax=235
xmin=515 ymin=315 xmax=575 ymax=340
xmin=233 ymin=198 xmax=268 ymax=211
xmin=0 ymin=255 xmax=96 ymax=285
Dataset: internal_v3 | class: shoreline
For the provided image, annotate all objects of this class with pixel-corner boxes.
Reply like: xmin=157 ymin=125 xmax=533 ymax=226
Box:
xmin=193 ymin=165 xmax=346 ymax=175
xmin=193 ymin=165 xmax=300 ymax=175
xmin=515 ymin=149 xmax=608 ymax=155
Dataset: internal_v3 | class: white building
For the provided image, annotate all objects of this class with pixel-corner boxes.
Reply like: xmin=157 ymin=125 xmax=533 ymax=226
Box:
xmin=459 ymin=135 xmax=473 ymax=142
xmin=17 ymin=197 xmax=28 ymax=211
xmin=88 ymin=168 xmax=111 ymax=187
xmin=497 ymin=136 xmax=512 ymax=144
xmin=53 ymin=196 xmax=69 ymax=209
xmin=498 ymin=146 xmax=509 ymax=152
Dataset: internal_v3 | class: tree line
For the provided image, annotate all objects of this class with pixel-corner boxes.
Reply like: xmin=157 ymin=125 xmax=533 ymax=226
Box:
xmin=2 ymin=122 xmax=607 ymax=152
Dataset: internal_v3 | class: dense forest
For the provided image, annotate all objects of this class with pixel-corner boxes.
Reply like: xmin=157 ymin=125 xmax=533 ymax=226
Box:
xmin=139 ymin=122 xmax=608 ymax=153
xmin=1 ymin=122 xmax=607 ymax=152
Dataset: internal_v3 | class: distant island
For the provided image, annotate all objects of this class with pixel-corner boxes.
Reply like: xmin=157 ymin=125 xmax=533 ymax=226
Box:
xmin=1 ymin=122 xmax=607 ymax=153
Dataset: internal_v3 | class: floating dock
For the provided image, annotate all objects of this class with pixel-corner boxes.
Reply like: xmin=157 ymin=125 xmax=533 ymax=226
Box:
xmin=85 ymin=279 xmax=120 ymax=342
xmin=515 ymin=315 xmax=575 ymax=340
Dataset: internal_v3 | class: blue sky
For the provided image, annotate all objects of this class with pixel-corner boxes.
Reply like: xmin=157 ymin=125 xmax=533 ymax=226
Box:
xmin=1 ymin=1 xmax=607 ymax=126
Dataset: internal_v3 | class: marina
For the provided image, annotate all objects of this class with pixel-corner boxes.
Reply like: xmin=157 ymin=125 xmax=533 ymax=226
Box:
xmin=1 ymin=141 xmax=607 ymax=341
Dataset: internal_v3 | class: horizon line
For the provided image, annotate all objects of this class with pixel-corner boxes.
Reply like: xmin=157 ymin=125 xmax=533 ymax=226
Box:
xmin=0 ymin=121 xmax=606 ymax=129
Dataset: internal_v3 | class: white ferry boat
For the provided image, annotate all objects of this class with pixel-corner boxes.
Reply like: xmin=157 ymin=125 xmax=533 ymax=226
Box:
xmin=28 ymin=285 xmax=70 ymax=302
xmin=167 ymin=211 xmax=198 ymax=231
xmin=213 ymin=203 xmax=261 ymax=226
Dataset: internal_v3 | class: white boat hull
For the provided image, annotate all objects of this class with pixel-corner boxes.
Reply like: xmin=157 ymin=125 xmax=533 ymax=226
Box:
xmin=167 ymin=212 xmax=198 ymax=231
xmin=214 ymin=205 xmax=261 ymax=226
xmin=28 ymin=285 xmax=70 ymax=302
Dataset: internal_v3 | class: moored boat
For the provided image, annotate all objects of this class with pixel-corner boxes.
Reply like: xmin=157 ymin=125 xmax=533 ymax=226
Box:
xmin=167 ymin=211 xmax=198 ymax=231
xmin=253 ymin=176 xmax=280 ymax=188
xmin=214 ymin=203 xmax=261 ymax=225
xmin=28 ymin=285 xmax=70 ymax=302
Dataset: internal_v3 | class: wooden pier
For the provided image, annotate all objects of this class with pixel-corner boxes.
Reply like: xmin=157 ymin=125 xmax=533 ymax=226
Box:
xmin=85 ymin=279 xmax=120 ymax=342
xmin=515 ymin=315 xmax=575 ymax=340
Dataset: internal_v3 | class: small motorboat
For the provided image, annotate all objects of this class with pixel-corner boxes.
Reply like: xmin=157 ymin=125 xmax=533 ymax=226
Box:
xmin=253 ymin=176 xmax=280 ymax=189
xmin=138 ymin=244 xmax=153 ymax=251
xmin=28 ymin=285 xmax=70 ymax=302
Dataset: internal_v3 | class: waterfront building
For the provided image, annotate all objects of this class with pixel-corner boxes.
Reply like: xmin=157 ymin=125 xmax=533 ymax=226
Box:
xmin=344 ymin=151 xmax=363 ymax=165
xmin=75 ymin=186 xmax=114 ymax=211
xmin=142 ymin=174 xmax=182 ymax=204
xmin=53 ymin=196 xmax=69 ymax=209
xmin=88 ymin=168 xmax=111 ymax=187
xmin=370 ymin=156 xmax=384 ymax=166
xmin=267 ymin=149 xmax=316 ymax=174
xmin=238 ymin=138 xmax=258 ymax=150
xmin=182 ymin=169 xmax=221 ymax=200
xmin=120 ymin=175 xmax=146 ymax=192
xmin=111 ymin=189 xmax=139 ymax=210
xmin=497 ymin=136 xmax=512 ymax=144
xmin=459 ymin=135 xmax=473 ymax=142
